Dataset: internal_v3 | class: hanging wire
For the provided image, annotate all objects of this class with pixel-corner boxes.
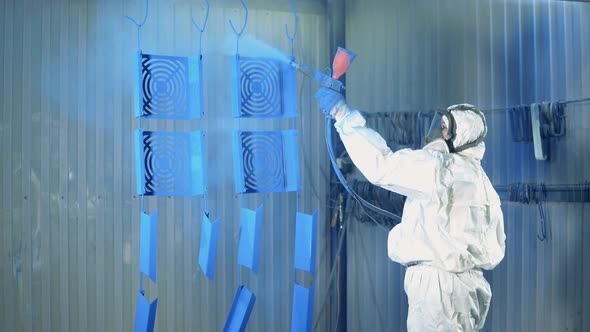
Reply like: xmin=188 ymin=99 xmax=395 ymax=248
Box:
xmin=229 ymin=0 xmax=249 ymax=55
xmin=325 ymin=117 xmax=399 ymax=232
xmin=126 ymin=0 xmax=150 ymax=129
xmin=285 ymin=0 xmax=298 ymax=58
xmin=191 ymin=0 xmax=210 ymax=57
xmin=562 ymin=96 xmax=590 ymax=105
xmin=312 ymin=224 xmax=346 ymax=332
xmin=364 ymin=95 xmax=590 ymax=116
xmin=498 ymin=182 xmax=590 ymax=199
xmin=125 ymin=0 xmax=150 ymax=51
xmin=126 ymin=1 xmax=150 ymax=294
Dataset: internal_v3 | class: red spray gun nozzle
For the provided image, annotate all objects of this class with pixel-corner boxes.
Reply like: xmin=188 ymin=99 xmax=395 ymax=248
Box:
xmin=332 ymin=47 xmax=357 ymax=79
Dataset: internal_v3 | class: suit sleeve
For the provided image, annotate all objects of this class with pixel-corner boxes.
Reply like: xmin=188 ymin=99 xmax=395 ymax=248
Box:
xmin=334 ymin=110 xmax=441 ymax=199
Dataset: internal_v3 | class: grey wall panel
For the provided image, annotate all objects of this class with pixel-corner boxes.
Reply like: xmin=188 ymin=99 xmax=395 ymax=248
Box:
xmin=0 ymin=0 xmax=331 ymax=331
xmin=344 ymin=0 xmax=590 ymax=331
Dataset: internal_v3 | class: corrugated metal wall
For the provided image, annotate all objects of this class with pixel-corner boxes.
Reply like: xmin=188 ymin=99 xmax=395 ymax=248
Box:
xmin=344 ymin=0 xmax=590 ymax=331
xmin=0 ymin=0 xmax=334 ymax=331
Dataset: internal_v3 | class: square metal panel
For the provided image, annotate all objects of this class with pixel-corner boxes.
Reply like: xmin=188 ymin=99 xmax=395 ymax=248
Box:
xmin=135 ymin=129 xmax=206 ymax=196
xmin=134 ymin=52 xmax=203 ymax=120
xmin=231 ymin=56 xmax=297 ymax=118
xmin=232 ymin=130 xmax=300 ymax=194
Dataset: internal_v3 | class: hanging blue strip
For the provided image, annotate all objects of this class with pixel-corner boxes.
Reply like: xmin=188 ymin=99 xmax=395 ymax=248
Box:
xmin=199 ymin=212 xmax=220 ymax=280
xmin=139 ymin=209 xmax=158 ymax=283
xmin=188 ymin=56 xmax=204 ymax=119
xmin=294 ymin=210 xmax=318 ymax=275
xmin=283 ymin=130 xmax=301 ymax=192
xmin=290 ymin=283 xmax=315 ymax=332
xmin=190 ymin=130 xmax=207 ymax=194
xmin=224 ymin=285 xmax=256 ymax=332
xmin=231 ymin=55 xmax=242 ymax=118
xmin=134 ymin=290 xmax=158 ymax=332
xmin=237 ymin=205 xmax=263 ymax=273
xmin=282 ymin=61 xmax=298 ymax=118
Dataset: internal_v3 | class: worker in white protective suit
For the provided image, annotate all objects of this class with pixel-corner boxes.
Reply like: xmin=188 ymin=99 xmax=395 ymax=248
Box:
xmin=315 ymin=87 xmax=506 ymax=332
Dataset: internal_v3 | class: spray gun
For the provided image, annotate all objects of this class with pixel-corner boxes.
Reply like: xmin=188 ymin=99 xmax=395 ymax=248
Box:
xmin=289 ymin=47 xmax=357 ymax=93
xmin=292 ymin=47 xmax=402 ymax=225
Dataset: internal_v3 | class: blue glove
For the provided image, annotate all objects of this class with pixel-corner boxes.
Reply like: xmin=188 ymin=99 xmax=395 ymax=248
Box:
xmin=314 ymin=87 xmax=345 ymax=116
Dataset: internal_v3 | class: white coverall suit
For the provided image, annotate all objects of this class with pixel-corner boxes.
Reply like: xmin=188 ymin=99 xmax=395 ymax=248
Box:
xmin=333 ymin=109 xmax=506 ymax=331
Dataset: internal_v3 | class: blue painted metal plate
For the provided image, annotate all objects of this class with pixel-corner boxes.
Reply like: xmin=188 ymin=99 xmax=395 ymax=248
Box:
xmin=224 ymin=285 xmax=256 ymax=332
xmin=231 ymin=56 xmax=297 ymax=119
xmin=139 ymin=209 xmax=158 ymax=282
xmin=134 ymin=290 xmax=158 ymax=332
xmin=135 ymin=52 xmax=203 ymax=120
xmin=232 ymin=130 xmax=300 ymax=193
xmin=199 ymin=212 xmax=220 ymax=280
xmin=290 ymin=283 xmax=315 ymax=332
xmin=237 ymin=205 xmax=263 ymax=273
xmin=294 ymin=210 xmax=318 ymax=275
xmin=135 ymin=130 xmax=206 ymax=196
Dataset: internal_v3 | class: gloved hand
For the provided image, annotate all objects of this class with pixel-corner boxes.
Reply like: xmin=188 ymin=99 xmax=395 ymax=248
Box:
xmin=314 ymin=87 xmax=351 ymax=121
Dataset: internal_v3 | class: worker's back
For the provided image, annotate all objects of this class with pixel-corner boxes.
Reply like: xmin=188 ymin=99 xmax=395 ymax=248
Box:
xmin=387 ymin=145 xmax=505 ymax=274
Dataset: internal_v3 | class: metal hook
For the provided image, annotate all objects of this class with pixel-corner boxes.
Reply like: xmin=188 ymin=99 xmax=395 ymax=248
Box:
xmin=229 ymin=0 xmax=249 ymax=54
xmin=126 ymin=0 xmax=149 ymax=28
xmin=191 ymin=0 xmax=210 ymax=56
xmin=125 ymin=0 xmax=150 ymax=51
xmin=285 ymin=0 xmax=298 ymax=58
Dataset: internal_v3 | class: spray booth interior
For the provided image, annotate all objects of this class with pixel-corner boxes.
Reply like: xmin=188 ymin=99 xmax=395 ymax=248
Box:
xmin=1 ymin=0 xmax=590 ymax=331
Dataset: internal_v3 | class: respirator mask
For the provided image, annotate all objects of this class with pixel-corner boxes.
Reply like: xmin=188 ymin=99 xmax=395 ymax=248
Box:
xmin=423 ymin=104 xmax=487 ymax=153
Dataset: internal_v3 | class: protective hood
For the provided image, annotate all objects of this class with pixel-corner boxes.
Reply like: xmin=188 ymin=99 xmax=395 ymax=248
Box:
xmin=423 ymin=104 xmax=487 ymax=155
xmin=450 ymin=106 xmax=486 ymax=152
